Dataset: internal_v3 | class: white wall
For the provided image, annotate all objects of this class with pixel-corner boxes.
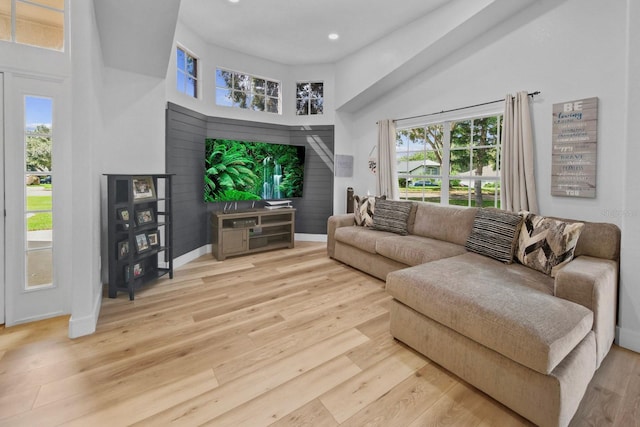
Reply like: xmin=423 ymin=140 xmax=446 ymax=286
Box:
xmin=167 ymin=20 xmax=336 ymax=126
xmin=68 ymin=0 xmax=104 ymax=338
xmin=335 ymin=0 xmax=639 ymax=351
xmin=619 ymin=0 xmax=640 ymax=352
xmin=98 ymin=69 xmax=167 ymax=174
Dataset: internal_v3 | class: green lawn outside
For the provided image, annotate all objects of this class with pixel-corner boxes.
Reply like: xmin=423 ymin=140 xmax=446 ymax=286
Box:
xmin=27 ymin=195 xmax=52 ymax=210
xmin=28 ymin=213 xmax=53 ymax=231
xmin=27 ymin=193 xmax=53 ymax=231
xmin=401 ymin=186 xmax=500 ymax=208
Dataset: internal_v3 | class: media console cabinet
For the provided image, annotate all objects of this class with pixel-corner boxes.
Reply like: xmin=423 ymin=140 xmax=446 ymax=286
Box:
xmin=211 ymin=208 xmax=295 ymax=260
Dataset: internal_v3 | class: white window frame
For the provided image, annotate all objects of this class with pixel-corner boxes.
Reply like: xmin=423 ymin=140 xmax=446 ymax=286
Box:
xmin=2 ymin=0 xmax=66 ymax=51
xmin=215 ymin=67 xmax=281 ymax=114
xmin=295 ymin=81 xmax=324 ymax=115
xmin=176 ymin=45 xmax=199 ymax=98
xmin=396 ymin=105 xmax=503 ymax=208
xmin=23 ymin=94 xmax=54 ymax=290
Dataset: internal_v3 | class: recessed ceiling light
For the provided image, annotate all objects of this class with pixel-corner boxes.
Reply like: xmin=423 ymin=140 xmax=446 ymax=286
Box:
xmin=328 ymin=33 xmax=339 ymax=40
xmin=229 ymin=0 xmax=239 ymax=3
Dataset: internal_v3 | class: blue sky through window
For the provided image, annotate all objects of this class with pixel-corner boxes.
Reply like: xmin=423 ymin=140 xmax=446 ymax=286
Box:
xmin=25 ymin=96 xmax=52 ymax=132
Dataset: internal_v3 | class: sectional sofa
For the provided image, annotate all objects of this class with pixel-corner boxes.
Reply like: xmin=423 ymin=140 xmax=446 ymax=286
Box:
xmin=327 ymin=199 xmax=620 ymax=427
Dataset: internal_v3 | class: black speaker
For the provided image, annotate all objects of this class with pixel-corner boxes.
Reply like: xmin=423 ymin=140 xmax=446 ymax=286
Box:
xmin=347 ymin=187 xmax=354 ymax=213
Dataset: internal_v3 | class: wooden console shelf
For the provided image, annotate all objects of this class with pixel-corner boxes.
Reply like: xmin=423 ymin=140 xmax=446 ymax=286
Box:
xmin=211 ymin=208 xmax=296 ymax=260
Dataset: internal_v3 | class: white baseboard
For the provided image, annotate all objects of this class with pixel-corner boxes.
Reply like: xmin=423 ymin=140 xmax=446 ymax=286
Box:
xmin=173 ymin=237 xmax=325 ymax=269
xmin=295 ymin=233 xmax=327 ymax=242
xmin=68 ymin=288 xmax=102 ymax=339
xmin=174 ymin=244 xmax=213 ymax=269
xmin=616 ymin=326 xmax=640 ymax=353
xmin=7 ymin=310 xmax=65 ymax=327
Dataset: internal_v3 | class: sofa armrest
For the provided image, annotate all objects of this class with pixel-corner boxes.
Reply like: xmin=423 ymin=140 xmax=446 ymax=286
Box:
xmin=555 ymin=256 xmax=618 ymax=367
xmin=327 ymin=214 xmax=355 ymax=258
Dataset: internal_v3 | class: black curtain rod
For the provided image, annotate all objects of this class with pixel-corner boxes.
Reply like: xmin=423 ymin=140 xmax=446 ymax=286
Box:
xmin=393 ymin=91 xmax=541 ymax=123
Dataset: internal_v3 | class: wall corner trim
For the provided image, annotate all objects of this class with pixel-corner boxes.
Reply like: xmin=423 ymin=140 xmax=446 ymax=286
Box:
xmin=615 ymin=325 xmax=640 ymax=354
xmin=68 ymin=289 xmax=101 ymax=339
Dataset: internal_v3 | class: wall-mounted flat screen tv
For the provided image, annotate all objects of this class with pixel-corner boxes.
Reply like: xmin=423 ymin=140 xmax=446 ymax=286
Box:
xmin=204 ymin=138 xmax=306 ymax=202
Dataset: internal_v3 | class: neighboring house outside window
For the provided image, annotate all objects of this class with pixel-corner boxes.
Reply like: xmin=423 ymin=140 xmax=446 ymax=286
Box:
xmin=216 ymin=68 xmax=281 ymax=114
xmin=396 ymin=113 xmax=503 ymax=208
xmin=0 ymin=0 xmax=65 ymax=51
xmin=296 ymin=81 xmax=323 ymax=115
xmin=176 ymin=46 xmax=198 ymax=98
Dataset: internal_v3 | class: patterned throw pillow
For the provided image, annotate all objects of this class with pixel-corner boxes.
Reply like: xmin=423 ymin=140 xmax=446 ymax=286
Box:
xmin=515 ymin=212 xmax=585 ymax=277
xmin=353 ymin=195 xmax=385 ymax=227
xmin=465 ymin=208 xmax=523 ymax=263
xmin=372 ymin=199 xmax=412 ymax=235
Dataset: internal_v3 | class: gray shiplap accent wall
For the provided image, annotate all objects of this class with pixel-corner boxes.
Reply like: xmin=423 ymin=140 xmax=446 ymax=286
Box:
xmin=166 ymin=103 xmax=334 ymax=258
xmin=290 ymin=125 xmax=335 ymax=234
xmin=165 ymin=104 xmax=208 ymax=257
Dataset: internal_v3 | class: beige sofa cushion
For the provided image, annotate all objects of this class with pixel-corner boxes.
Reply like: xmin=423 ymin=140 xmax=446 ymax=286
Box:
xmin=386 ymin=252 xmax=593 ymax=375
xmin=334 ymin=226 xmax=396 ymax=254
xmin=411 ymin=203 xmax=478 ymax=245
xmin=376 ymin=235 xmax=468 ymax=266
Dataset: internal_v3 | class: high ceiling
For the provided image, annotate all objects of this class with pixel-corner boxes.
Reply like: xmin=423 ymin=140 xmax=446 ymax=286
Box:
xmin=178 ymin=0 xmax=450 ymax=65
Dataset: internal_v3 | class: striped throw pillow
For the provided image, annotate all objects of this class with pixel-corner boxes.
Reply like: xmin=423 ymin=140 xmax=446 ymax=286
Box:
xmin=465 ymin=208 xmax=523 ymax=263
xmin=372 ymin=199 xmax=413 ymax=235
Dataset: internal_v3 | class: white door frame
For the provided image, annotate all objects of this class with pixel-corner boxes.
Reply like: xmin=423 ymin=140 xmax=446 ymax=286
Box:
xmin=0 ymin=72 xmax=5 ymax=325
xmin=4 ymin=73 xmax=71 ymax=326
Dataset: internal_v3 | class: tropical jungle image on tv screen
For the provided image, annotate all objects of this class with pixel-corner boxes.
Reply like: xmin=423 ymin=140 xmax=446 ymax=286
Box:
xmin=204 ymin=138 xmax=306 ymax=202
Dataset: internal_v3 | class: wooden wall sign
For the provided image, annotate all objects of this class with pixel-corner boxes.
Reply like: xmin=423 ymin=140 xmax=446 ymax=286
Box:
xmin=551 ymin=97 xmax=598 ymax=198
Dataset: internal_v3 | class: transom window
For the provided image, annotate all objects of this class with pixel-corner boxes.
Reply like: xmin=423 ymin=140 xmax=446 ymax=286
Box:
xmin=176 ymin=46 xmax=198 ymax=98
xmin=215 ymin=68 xmax=280 ymax=114
xmin=296 ymin=81 xmax=323 ymax=115
xmin=396 ymin=113 xmax=503 ymax=208
xmin=0 ymin=0 xmax=65 ymax=51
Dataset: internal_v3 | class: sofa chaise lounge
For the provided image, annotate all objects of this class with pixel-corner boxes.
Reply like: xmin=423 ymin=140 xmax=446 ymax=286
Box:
xmin=327 ymin=200 xmax=620 ymax=427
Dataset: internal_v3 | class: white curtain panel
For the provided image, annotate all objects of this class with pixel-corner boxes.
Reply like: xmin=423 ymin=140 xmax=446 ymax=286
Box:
xmin=501 ymin=92 xmax=539 ymax=213
xmin=376 ymin=119 xmax=399 ymax=199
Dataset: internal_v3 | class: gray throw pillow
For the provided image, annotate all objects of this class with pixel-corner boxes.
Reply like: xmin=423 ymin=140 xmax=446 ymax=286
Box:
xmin=372 ymin=199 xmax=412 ymax=235
xmin=465 ymin=208 xmax=523 ymax=263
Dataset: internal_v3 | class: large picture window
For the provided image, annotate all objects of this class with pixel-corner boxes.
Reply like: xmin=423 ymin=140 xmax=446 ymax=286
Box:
xmin=215 ymin=68 xmax=280 ymax=114
xmin=396 ymin=113 xmax=503 ymax=208
xmin=0 ymin=0 xmax=65 ymax=51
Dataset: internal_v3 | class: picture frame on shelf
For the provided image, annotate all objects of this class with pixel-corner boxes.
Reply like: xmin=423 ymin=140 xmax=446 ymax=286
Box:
xmin=135 ymin=232 xmax=150 ymax=253
xmin=136 ymin=208 xmax=155 ymax=226
xmin=133 ymin=263 xmax=144 ymax=278
xmin=117 ymin=240 xmax=129 ymax=259
xmin=117 ymin=208 xmax=130 ymax=229
xmin=147 ymin=230 xmax=160 ymax=246
xmin=132 ymin=176 xmax=156 ymax=200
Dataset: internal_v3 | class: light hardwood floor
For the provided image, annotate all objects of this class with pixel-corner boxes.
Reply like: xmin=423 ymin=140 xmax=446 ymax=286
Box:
xmin=0 ymin=242 xmax=638 ymax=426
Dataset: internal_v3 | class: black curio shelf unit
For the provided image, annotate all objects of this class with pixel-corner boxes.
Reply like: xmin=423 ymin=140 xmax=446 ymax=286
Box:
xmin=105 ymin=174 xmax=173 ymax=300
